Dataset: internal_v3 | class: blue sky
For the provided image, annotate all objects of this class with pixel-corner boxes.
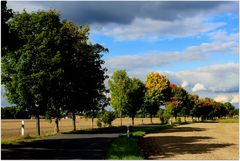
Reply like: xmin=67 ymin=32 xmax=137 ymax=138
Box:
xmin=2 ymin=1 xmax=239 ymax=107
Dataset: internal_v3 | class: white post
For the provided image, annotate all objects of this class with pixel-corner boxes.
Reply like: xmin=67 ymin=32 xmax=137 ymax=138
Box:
xmin=127 ymin=125 xmax=130 ymax=138
xmin=21 ymin=120 xmax=24 ymax=136
xmin=169 ymin=118 xmax=172 ymax=125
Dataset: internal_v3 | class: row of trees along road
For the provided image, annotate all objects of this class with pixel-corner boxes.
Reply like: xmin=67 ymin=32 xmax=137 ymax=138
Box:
xmin=109 ymin=70 xmax=238 ymax=125
xmin=1 ymin=3 xmax=109 ymax=135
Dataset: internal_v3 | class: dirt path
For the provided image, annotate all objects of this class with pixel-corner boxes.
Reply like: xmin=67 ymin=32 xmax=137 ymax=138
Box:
xmin=141 ymin=123 xmax=239 ymax=160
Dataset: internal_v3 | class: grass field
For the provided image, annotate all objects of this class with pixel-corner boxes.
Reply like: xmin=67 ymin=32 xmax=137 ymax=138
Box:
xmin=1 ymin=117 xmax=161 ymax=139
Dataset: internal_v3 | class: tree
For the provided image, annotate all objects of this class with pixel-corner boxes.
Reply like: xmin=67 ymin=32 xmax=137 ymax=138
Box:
xmin=158 ymin=105 xmax=172 ymax=124
xmin=188 ymin=94 xmax=201 ymax=121
xmin=125 ymin=78 xmax=145 ymax=125
xmin=224 ymin=102 xmax=235 ymax=117
xmin=59 ymin=21 xmax=108 ymax=131
xmin=2 ymin=10 xmax=64 ymax=135
xmin=108 ymin=70 xmax=131 ymax=126
xmin=2 ymin=10 xmax=108 ymax=134
xmin=85 ymin=91 xmax=109 ymax=129
xmin=144 ymin=72 xmax=171 ymax=123
xmin=1 ymin=106 xmax=30 ymax=119
xmin=1 ymin=1 xmax=13 ymax=56
xmin=97 ymin=110 xmax=116 ymax=127
xmin=170 ymin=87 xmax=189 ymax=120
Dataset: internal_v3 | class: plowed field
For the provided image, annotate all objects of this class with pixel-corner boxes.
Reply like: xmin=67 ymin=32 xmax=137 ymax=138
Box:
xmin=141 ymin=123 xmax=239 ymax=160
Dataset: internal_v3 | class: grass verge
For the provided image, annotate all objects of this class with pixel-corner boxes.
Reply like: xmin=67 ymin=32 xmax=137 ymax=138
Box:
xmin=1 ymin=133 xmax=57 ymax=145
xmin=106 ymin=124 xmax=173 ymax=160
xmin=200 ymin=118 xmax=239 ymax=123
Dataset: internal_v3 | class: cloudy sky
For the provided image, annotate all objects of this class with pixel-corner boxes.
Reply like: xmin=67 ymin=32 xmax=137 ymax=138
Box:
xmin=2 ymin=1 xmax=239 ymax=107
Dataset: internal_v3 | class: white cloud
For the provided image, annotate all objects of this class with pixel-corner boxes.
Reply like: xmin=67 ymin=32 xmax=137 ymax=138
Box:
xmin=105 ymin=51 xmax=205 ymax=74
xmin=192 ymin=83 xmax=207 ymax=92
xmin=231 ymin=94 xmax=239 ymax=104
xmin=175 ymin=63 xmax=239 ymax=93
xmin=214 ymin=94 xmax=230 ymax=103
xmin=95 ymin=17 xmax=225 ymax=41
xmin=186 ymin=30 xmax=238 ymax=54
xmin=181 ymin=81 xmax=189 ymax=88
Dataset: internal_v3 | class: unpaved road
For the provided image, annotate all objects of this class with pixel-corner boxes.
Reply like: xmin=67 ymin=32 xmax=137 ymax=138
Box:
xmin=141 ymin=123 xmax=239 ymax=160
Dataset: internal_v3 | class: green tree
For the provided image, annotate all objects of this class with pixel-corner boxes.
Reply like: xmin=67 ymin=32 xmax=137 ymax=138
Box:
xmin=170 ymin=87 xmax=189 ymax=120
xmin=108 ymin=70 xmax=131 ymax=126
xmin=144 ymin=72 xmax=171 ymax=123
xmin=1 ymin=106 xmax=30 ymax=119
xmin=126 ymin=78 xmax=145 ymax=125
xmin=2 ymin=10 xmax=108 ymax=134
xmin=224 ymin=102 xmax=235 ymax=117
xmin=98 ymin=110 xmax=116 ymax=127
xmin=188 ymin=94 xmax=201 ymax=121
xmin=85 ymin=91 xmax=109 ymax=129
xmin=2 ymin=10 xmax=64 ymax=135
xmin=1 ymin=1 xmax=13 ymax=56
xmin=59 ymin=21 xmax=108 ymax=131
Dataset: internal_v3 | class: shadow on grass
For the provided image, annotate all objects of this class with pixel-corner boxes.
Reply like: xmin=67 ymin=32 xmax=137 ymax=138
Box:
xmin=141 ymin=134 xmax=233 ymax=159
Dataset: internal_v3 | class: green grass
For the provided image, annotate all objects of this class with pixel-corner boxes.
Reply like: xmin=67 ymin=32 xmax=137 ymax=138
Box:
xmin=212 ymin=118 xmax=239 ymax=123
xmin=1 ymin=133 xmax=57 ymax=145
xmin=199 ymin=117 xmax=239 ymax=123
xmin=106 ymin=124 xmax=173 ymax=160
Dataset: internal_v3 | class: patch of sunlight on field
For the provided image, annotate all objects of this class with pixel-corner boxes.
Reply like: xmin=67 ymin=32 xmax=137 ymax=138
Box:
xmin=1 ymin=117 xmax=162 ymax=139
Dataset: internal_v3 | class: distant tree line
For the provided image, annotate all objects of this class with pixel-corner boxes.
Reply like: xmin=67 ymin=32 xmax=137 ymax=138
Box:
xmin=1 ymin=106 xmax=30 ymax=119
xmin=108 ymin=70 xmax=239 ymax=125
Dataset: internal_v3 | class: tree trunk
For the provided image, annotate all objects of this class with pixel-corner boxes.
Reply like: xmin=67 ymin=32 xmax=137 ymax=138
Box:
xmin=175 ymin=116 xmax=177 ymax=122
xmin=72 ymin=112 xmax=76 ymax=131
xmin=55 ymin=118 xmax=59 ymax=133
xmin=184 ymin=116 xmax=186 ymax=122
xmin=150 ymin=114 xmax=153 ymax=124
xmin=36 ymin=114 xmax=40 ymax=135
xmin=91 ymin=117 xmax=94 ymax=129
xmin=141 ymin=117 xmax=144 ymax=125
xmin=132 ymin=117 xmax=134 ymax=126
xmin=120 ymin=111 xmax=122 ymax=126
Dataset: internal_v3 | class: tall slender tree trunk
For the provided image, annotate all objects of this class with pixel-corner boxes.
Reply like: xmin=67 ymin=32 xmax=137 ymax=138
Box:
xmin=36 ymin=114 xmax=40 ymax=135
xmin=72 ymin=112 xmax=76 ymax=131
xmin=55 ymin=118 xmax=59 ymax=133
xmin=150 ymin=114 xmax=153 ymax=124
xmin=132 ymin=117 xmax=134 ymax=125
xmin=91 ymin=117 xmax=94 ymax=129
xmin=120 ymin=111 xmax=122 ymax=126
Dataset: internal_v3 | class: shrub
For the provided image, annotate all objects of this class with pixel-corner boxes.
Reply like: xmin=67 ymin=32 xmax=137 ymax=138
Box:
xmin=98 ymin=110 xmax=116 ymax=127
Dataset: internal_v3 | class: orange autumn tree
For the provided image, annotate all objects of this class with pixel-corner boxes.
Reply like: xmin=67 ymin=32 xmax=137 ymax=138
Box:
xmin=144 ymin=72 xmax=171 ymax=123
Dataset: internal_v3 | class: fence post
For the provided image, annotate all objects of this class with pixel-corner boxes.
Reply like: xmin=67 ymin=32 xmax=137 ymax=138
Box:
xmin=21 ymin=120 xmax=24 ymax=136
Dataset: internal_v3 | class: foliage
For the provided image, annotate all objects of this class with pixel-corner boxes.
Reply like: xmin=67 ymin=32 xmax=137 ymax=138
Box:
xmin=1 ymin=1 xmax=14 ymax=56
xmin=224 ymin=102 xmax=236 ymax=117
xmin=125 ymin=78 xmax=145 ymax=125
xmin=144 ymin=72 xmax=171 ymax=121
xmin=170 ymin=87 xmax=189 ymax=119
xmin=1 ymin=106 xmax=30 ymax=119
xmin=2 ymin=10 xmax=108 ymax=133
xmin=108 ymin=70 xmax=131 ymax=124
xmin=97 ymin=110 xmax=116 ymax=127
xmin=158 ymin=106 xmax=172 ymax=124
